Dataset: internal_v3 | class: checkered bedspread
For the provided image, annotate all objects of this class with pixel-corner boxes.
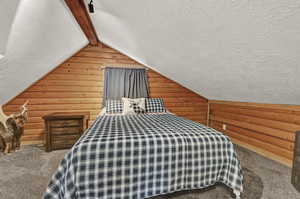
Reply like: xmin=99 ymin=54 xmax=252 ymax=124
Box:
xmin=44 ymin=114 xmax=243 ymax=199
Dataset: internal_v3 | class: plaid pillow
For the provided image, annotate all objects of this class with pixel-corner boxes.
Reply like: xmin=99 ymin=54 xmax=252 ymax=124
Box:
xmin=145 ymin=98 xmax=167 ymax=113
xmin=105 ymin=99 xmax=123 ymax=114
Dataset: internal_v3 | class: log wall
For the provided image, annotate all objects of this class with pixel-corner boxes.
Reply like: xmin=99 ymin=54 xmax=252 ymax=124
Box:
xmin=3 ymin=44 xmax=208 ymax=145
xmin=3 ymin=43 xmax=299 ymax=167
xmin=209 ymin=100 xmax=300 ymax=167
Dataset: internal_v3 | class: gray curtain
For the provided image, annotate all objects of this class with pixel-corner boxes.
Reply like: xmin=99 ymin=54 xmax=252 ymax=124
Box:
xmin=103 ymin=67 xmax=149 ymax=104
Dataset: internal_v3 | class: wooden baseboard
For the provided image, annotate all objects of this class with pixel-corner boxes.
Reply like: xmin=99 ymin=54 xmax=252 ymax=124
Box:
xmin=231 ymin=137 xmax=292 ymax=168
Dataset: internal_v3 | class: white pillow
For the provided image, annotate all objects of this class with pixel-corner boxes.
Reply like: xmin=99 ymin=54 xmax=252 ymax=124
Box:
xmin=122 ymin=98 xmax=145 ymax=115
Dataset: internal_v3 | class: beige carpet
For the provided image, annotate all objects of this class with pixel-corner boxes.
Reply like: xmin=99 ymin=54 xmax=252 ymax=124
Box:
xmin=0 ymin=145 xmax=299 ymax=199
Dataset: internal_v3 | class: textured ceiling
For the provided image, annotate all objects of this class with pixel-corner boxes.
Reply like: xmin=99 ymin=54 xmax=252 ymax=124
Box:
xmin=0 ymin=0 xmax=88 ymax=104
xmin=1 ymin=0 xmax=300 ymax=105
xmin=0 ymin=0 xmax=20 ymax=57
xmin=89 ymin=0 xmax=300 ymax=105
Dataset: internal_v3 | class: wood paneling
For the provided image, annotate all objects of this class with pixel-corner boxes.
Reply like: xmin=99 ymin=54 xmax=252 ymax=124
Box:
xmin=209 ymin=100 xmax=300 ymax=167
xmin=3 ymin=44 xmax=208 ymax=145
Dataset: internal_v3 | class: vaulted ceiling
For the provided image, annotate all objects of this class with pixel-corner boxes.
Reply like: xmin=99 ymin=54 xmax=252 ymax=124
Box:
xmin=0 ymin=0 xmax=20 ymax=57
xmin=0 ymin=0 xmax=88 ymax=104
xmin=1 ymin=0 xmax=300 ymax=105
xmin=88 ymin=0 xmax=300 ymax=105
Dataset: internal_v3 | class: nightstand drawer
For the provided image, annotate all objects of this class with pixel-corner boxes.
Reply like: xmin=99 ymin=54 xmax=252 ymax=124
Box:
xmin=50 ymin=119 xmax=81 ymax=128
xmin=52 ymin=134 xmax=80 ymax=143
xmin=50 ymin=127 xmax=82 ymax=135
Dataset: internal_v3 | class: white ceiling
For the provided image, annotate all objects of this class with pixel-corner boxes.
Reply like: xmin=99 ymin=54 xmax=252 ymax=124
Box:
xmin=1 ymin=0 xmax=300 ymax=105
xmin=0 ymin=0 xmax=88 ymax=104
xmin=89 ymin=0 xmax=300 ymax=105
xmin=0 ymin=0 xmax=20 ymax=57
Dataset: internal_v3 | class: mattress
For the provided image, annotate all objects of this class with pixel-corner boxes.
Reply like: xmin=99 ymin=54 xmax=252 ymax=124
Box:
xmin=43 ymin=113 xmax=243 ymax=199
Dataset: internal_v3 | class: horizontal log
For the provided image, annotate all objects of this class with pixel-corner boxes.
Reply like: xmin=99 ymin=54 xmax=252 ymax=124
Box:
xmin=151 ymin=92 xmax=200 ymax=98
xmin=169 ymin=106 xmax=207 ymax=111
xmin=211 ymin=110 xmax=300 ymax=133
xmin=75 ymin=51 xmax=130 ymax=59
xmin=183 ymin=116 xmax=207 ymax=122
xmin=165 ymin=102 xmax=207 ymax=107
xmin=28 ymin=85 xmax=102 ymax=92
xmin=213 ymin=120 xmax=294 ymax=151
xmin=62 ymin=62 xmax=103 ymax=69
xmin=10 ymin=98 xmax=102 ymax=105
xmin=210 ymin=100 xmax=300 ymax=113
xmin=209 ymin=100 xmax=300 ymax=165
xmin=211 ymin=115 xmax=295 ymax=141
xmin=22 ymin=134 xmax=45 ymax=141
xmin=212 ymin=124 xmax=293 ymax=160
xmin=229 ymin=137 xmax=292 ymax=167
xmin=210 ymin=103 xmax=300 ymax=125
xmin=24 ymin=123 xmax=44 ymax=129
xmin=53 ymin=68 xmax=102 ymax=76
xmin=163 ymin=97 xmax=207 ymax=103
xmin=176 ymin=112 xmax=207 ymax=117
xmin=69 ymin=57 xmax=137 ymax=64
xmin=22 ymin=140 xmax=44 ymax=146
xmin=148 ymin=82 xmax=182 ymax=88
xmin=150 ymin=87 xmax=194 ymax=93
xmin=83 ymin=45 xmax=120 ymax=53
xmin=19 ymin=92 xmax=102 ymax=98
xmin=61 ymin=63 xmax=146 ymax=71
xmin=26 ymin=117 xmax=43 ymax=123
xmin=5 ymin=104 xmax=101 ymax=112
xmin=46 ymin=73 xmax=101 ymax=81
xmin=4 ymin=110 xmax=100 ymax=118
xmin=36 ymin=80 xmax=103 ymax=87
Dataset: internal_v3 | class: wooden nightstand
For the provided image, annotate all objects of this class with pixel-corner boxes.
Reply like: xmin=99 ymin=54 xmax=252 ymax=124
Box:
xmin=43 ymin=112 xmax=90 ymax=152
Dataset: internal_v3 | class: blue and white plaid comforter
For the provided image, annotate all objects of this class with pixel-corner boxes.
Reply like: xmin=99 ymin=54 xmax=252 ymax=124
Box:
xmin=44 ymin=113 xmax=243 ymax=199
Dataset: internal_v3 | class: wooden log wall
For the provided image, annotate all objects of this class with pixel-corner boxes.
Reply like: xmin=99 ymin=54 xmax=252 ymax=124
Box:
xmin=209 ymin=100 xmax=300 ymax=167
xmin=3 ymin=44 xmax=208 ymax=145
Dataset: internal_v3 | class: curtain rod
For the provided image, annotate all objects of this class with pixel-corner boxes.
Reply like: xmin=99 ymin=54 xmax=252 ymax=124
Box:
xmin=100 ymin=66 xmax=149 ymax=70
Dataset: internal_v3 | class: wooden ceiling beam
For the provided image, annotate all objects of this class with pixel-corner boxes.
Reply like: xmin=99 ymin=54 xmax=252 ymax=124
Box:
xmin=65 ymin=0 xmax=99 ymax=46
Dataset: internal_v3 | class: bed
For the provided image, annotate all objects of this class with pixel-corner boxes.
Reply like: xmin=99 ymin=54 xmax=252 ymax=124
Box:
xmin=43 ymin=112 xmax=243 ymax=199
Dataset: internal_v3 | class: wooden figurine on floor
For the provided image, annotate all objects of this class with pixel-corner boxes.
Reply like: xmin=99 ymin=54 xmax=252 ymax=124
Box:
xmin=0 ymin=101 xmax=29 ymax=154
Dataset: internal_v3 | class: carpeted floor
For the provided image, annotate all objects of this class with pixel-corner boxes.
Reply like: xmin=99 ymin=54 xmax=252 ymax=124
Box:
xmin=0 ymin=145 xmax=299 ymax=199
